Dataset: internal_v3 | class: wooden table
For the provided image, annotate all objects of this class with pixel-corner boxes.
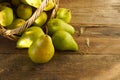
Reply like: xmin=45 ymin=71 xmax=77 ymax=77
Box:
xmin=0 ymin=0 xmax=120 ymax=80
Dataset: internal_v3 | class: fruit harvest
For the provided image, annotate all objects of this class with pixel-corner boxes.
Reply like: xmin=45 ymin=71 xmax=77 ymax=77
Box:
xmin=0 ymin=0 xmax=78 ymax=64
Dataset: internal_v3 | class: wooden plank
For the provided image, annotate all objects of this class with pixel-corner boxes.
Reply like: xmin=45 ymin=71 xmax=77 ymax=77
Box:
xmin=75 ymin=36 xmax=120 ymax=55
xmin=60 ymin=0 xmax=120 ymax=27
xmin=0 ymin=54 xmax=120 ymax=80
xmin=1 ymin=34 xmax=120 ymax=55
xmin=76 ymin=27 xmax=120 ymax=37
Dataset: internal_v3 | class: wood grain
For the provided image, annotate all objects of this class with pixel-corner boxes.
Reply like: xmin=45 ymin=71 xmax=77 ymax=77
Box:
xmin=0 ymin=0 xmax=120 ymax=80
xmin=0 ymin=54 xmax=120 ymax=80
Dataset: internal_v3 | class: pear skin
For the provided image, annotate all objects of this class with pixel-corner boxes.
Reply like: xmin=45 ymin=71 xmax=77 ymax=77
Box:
xmin=48 ymin=18 xmax=75 ymax=35
xmin=52 ymin=30 xmax=78 ymax=51
xmin=21 ymin=0 xmax=42 ymax=8
xmin=17 ymin=26 xmax=45 ymax=48
xmin=7 ymin=18 xmax=25 ymax=29
xmin=56 ymin=8 xmax=72 ymax=23
xmin=33 ymin=12 xmax=48 ymax=27
xmin=0 ymin=6 xmax=13 ymax=26
xmin=44 ymin=0 xmax=55 ymax=11
xmin=16 ymin=4 xmax=32 ymax=20
xmin=28 ymin=35 xmax=54 ymax=63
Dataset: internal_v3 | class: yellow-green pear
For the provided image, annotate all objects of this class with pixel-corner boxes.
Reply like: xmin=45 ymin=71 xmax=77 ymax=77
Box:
xmin=52 ymin=30 xmax=78 ymax=51
xmin=56 ymin=8 xmax=72 ymax=23
xmin=44 ymin=0 xmax=55 ymax=11
xmin=0 ymin=6 xmax=13 ymax=26
xmin=17 ymin=26 xmax=45 ymax=48
xmin=7 ymin=18 xmax=25 ymax=29
xmin=28 ymin=34 xmax=54 ymax=63
xmin=16 ymin=4 xmax=33 ymax=20
xmin=33 ymin=12 xmax=47 ymax=27
xmin=47 ymin=18 xmax=75 ymax=35
xmin=21 ymin=0 xmax=42 ymax=8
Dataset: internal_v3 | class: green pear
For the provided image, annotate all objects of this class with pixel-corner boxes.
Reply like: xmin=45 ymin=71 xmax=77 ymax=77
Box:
xmin=7 ymin=18 xmax=25 ymax=29
xmin=16 ymin=4 xmax=33 ymax=20
xmin=47 ymin=18 xmax=75 ymax=35
xmin=56 ymin=8 xmax=72 ymax=23
xmin=52 ymin=30 xmax=78 ymax=51
xmin=28 ymin=34 xmax=54 ymax=63
xmin=17 ymin=26 xmax=45 ymax=48
xmin=21 ymin=0 xmax=42 ymax=8
xmin=33 ymin=12 xmax=47 ymax=27
xmin=44 ymin=0 xmax=55 ymax=11
xmin=0 ymin=6 xmax=13 ymax=26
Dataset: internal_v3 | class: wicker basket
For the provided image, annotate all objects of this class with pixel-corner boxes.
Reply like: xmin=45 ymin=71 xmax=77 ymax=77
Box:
xmin=0 ymin=0 xmax=59 ymax=40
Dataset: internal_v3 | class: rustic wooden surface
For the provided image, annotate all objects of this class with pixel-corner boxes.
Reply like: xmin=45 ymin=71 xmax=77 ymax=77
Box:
xmin=0 ymin=0 xmax=120 ymax=80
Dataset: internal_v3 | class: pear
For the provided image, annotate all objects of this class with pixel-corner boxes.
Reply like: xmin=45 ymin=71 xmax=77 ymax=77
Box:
xmin=16 ymin=4 xmax=33 ymax=20
xmin=47 ymin=18 xmax=75 ymax=35
xmin=0 ymin=6 xmax=13 ymax=26
xmin=52 ymin=30 xmax=78 ymax=51
xmin=56 ymin=8 xmax=72 ymax=23
xmin=44 ymin=0 xmax=55 ymax=11
xmin=7 ymin=18 xmax=25 ymax=29
xmin=28 ymin=34 xmax=54 ymax=63
xmin=21 ymin=0 xmax=42 ymax=8
xmin=33 ymin=12 xmax=47 ymax=27
xmin=17 ymin=26 xmax=45 ymax=48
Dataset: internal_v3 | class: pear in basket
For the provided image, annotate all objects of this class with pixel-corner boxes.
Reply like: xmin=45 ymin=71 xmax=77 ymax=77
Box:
xmin=0 ymin=5 xmax=13 ymax=26
xmin=21 ymin=0 xmax=42 ymax=8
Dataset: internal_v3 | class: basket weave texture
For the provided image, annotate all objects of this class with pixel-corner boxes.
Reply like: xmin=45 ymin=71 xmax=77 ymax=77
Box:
xmin=0 ymin=0 xmax=59 ymax=40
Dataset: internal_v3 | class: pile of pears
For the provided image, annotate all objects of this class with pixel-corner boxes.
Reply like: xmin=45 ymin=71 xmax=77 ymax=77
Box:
xmin=0 ymin=0 xmax=78 ymax=64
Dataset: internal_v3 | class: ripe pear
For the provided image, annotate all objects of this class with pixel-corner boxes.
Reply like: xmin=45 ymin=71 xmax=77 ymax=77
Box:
xmin=16 ymin=4 xmax=32 ymax=20
xmin=0 ymin=6 xmax=13 ymax=26
xmin=56 ymin=8 xmax=72 ymax=23
xmin=28 ymin=35 xmax=54 ymax=63
xmin=17 ymin=26 xmax=45 ymax=48
xmin=21 ymin=0 xmax=42 ymax=8
xmin=47 ymin=18 xmax=75 ymax=35
xmin=7 ymin=18 xmax=25 ymax=29
xmin=33 ymin=12 xmax=47 ymax=27
xmin=44 ymin=0 xmax=55 ymax=11
xmin=52 ymin=30 xmax=78 ymax=51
